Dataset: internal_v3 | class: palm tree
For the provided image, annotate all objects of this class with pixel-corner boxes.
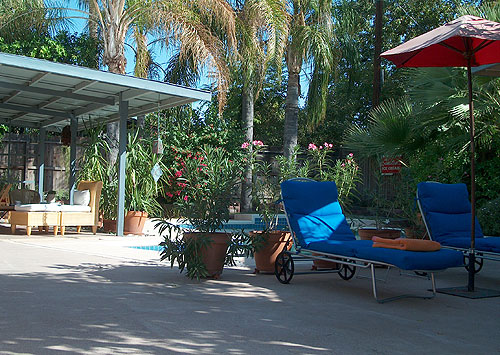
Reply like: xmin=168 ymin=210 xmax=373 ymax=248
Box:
xmin=283 ymin=0 xmax=336 ymax=158
xmin=0 ymin=0 xmax=66 ymax=41
xmin=75 ymin=0 xmax=237 ymax=165
xmin=235 ymin=0 xmax=289 ymax=212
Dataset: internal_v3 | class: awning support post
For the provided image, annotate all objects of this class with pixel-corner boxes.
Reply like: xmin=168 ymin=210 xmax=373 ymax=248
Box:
xmin=69 ymin=115 xmax=78 ymax=204
xmin=116 ymin=96 xmax=128 ymax=236
xmin=37 ymin=128 xmax=46 ymax=199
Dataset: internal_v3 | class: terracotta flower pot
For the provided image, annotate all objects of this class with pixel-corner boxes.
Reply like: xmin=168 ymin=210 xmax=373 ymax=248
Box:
xmin=358 ymin=228 xmax=401 ymax=240
xmin=251 ymin=231 xmax=292 ymax=273
xmin=123 ymin=211 xmax=148 ymax=235
xmin=184 ymin=232 xmax=231 ymax=278
xmin=312 ymin=253 xmax=339 ymax=270
xmin=102 ymin=219 xmax=117 ymax=233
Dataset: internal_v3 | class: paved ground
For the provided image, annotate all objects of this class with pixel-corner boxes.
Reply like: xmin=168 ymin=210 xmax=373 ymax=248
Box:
xmin=0 ymin=227 xmax=499 ymax=354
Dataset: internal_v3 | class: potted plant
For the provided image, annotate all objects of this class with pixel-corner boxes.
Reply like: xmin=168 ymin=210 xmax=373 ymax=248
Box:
xmin=244 ymin=141 xmax=292 ymax=273
xmin=124 ymin=130 xmax=164 ymax=235
xmin=157 ymin=145 xmax=249 ymax=279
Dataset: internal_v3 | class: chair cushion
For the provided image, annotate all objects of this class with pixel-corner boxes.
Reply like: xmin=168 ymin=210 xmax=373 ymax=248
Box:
xmin=73 ymin=189 xmax=90 ymax=206
xmin=353 ymin=242 xmax=464 ymax=270
xmin=281 ymin=180 xmax=356 ymax=247
xmin=417 ymin=182 xmax=484 ymax=243
xmin=306 ymin=240 xmax=372 ymax=257
xmin=439 ymin=236 xmax=500 ymax=253
xmin=14 ymin=203 xmax=61 ymax=212
xmin=59 ymin=205 xmax=91 ymax=212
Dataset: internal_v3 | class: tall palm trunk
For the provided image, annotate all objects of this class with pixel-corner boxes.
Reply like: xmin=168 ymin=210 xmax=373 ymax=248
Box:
xmin=283 ymin=45 xmax=302 ymax=159
xmin=100 ymin=1 xmax=127 ymax=168
xmin=241 ymin=82 xmax=254 ymax=212
xmin=373 ymin=0 xmax=383 ymax=108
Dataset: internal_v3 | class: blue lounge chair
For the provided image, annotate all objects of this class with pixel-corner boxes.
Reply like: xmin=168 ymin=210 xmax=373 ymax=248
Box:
xmin=417 ymin=182 xmax=500 ymax=273
xmin=278 ymin=179 xmax=464 ymax=303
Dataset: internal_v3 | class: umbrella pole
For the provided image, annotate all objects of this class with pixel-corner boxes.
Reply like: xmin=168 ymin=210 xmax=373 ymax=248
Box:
xmin=467 ymin=61 xmax=476 ymax=292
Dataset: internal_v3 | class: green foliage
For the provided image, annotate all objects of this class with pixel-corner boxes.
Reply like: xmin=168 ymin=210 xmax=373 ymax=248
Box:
xmin=157 ymin=221 xmax=252 ymax=280
xmin=172 ymin=145 xmax=244 ymax=233
xmin=477 ymin=197 xmax=500 ymax=236
xmin=306 ymin=143 xmax=361 ymax=210
xmin=125 ymin=129 xmax=164 ymax=216
xmin=76 ymin=125 xmax=112 ymax=218
xmin=243 ymin=141 xmax=282 ymax=231
xmin=156 ymin=106 xmax=244 ymax=210
xmin=0 ymin=0 xmax=65 ymax=42
xmin=77 ymin=126 xmax=109 ymax=184
xmin=0 ymin=31 xmax=101 ymax=68
xmin=276 ymin=146 xmax=311 ymax=182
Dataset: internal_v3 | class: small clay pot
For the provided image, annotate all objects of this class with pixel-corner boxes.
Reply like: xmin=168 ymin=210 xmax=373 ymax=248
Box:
xmin=358 ymin=228 xmax=401 ymax=240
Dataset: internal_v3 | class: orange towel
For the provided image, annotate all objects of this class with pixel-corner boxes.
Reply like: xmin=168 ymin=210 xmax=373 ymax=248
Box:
xmin=372 ymin=237 xmax=441 ymax=251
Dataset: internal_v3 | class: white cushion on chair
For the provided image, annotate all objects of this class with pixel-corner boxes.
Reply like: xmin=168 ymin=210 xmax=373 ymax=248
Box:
xmin=14 ymin=203 xmax=62 ymax=212
xmin=73 ymin=189 xmax=90 ymax=206
xmin=59 ymin=205 xmax=91 ymax=212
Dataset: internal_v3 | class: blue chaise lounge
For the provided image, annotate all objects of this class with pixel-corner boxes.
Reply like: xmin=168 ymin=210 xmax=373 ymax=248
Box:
xmin=277 ymin=179 xmax=464 ymax=303
xmin=417 ymin=181 xmax=500 ymax=272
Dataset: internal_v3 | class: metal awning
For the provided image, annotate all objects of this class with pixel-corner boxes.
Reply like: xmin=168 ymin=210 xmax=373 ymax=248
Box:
xmin=0 ymin=52 xmax=211 ymax=131
xmin=0 ymin=52 xmax=211 ymax=236
xmin=472 ymin=63 xmax=500 ymax=77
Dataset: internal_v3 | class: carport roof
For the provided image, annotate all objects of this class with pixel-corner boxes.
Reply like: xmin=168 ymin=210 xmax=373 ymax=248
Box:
xmin=472 ymin=63 xmax=500 ymax=77
xmin=0 ymin=52 xmax=211 ymax=132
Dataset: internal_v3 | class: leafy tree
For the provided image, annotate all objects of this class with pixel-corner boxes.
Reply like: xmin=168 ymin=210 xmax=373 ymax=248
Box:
xmin=0 ymin=32 xmax=100 ymax=68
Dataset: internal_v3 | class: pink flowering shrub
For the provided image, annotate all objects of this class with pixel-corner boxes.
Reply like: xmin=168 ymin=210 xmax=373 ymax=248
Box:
xmin=307 ymin=142 xmax=361 ymax=208
xmin=170 ymin=145 xmax=244 ymax=233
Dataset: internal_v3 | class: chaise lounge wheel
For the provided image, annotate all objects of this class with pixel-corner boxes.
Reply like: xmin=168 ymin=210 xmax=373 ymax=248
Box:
xmin=464 ymin=254 xmax=484 ymax=273
xmin=338 ymin=262 xmax=356 ymax=280
xmin=275 ymin=251 xmax=294 ymax=284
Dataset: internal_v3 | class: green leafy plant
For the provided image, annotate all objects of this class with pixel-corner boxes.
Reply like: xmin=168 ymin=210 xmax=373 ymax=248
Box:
xmin=306 ymin=142 xmax=361 ymax=210
xmin=157 ymin=145 xmax=251 ymax=279
xmin=125 ymin=129 xmax=164 ymax=216
xmin=172 ymin=145 xmax=243 ymax=232
xmin=477 ymin=197 xmax=500 ymax=236
xmin=275 ymin=146 xmax=310 ymax=182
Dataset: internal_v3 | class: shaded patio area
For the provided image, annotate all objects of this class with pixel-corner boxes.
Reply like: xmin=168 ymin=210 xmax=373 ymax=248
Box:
xmin=0 ymin=231 xmax=498 ymax=354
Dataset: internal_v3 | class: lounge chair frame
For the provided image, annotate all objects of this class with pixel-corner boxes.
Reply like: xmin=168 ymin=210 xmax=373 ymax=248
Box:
xmin=277 ymin=178 xmax=440 ymax=303
xmin=9 ymin=181 xmax=102 ymax=236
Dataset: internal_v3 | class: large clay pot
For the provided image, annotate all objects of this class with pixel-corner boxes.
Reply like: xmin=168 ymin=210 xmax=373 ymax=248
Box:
xmin=358 ymin=228 xmax=401 ymax=240
xmin=251 ymin=231 xmax=292 ymax=273
xmin=184 ymin=232 xmax=231 ymax=278
xmin=124 ymin=211 xmax=148 ymax=235
xmin=102 ymin=219 xmax=117 ymax=233
xmin=312 ymin=253 xmax=339 ymax=270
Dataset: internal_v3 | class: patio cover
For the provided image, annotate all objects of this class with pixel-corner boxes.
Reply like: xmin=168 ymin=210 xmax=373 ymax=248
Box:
xmin=0 ymin=52 xmax=211 ymax=235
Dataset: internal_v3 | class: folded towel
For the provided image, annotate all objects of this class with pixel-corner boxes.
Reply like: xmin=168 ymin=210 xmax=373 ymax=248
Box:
xmin=372 ymin=237 xmax=441 ymax=251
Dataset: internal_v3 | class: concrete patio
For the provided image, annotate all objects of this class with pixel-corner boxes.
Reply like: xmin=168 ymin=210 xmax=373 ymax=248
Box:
xmin=0 ymin=227 xmax=499 ymax=354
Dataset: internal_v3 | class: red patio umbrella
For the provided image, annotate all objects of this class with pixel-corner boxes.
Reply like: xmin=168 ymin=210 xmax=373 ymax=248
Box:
xmin=381 ymin=15 xmax=500 ymax=294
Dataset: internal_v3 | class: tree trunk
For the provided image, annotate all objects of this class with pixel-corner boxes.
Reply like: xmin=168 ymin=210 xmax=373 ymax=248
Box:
xmin=284 ymin=57 xmax=301 ymax=159
xmin=240 ymin=84 xmax=254 ymax=212
xmin=373 ymin=0 xmax=383 ymax=108
xmin=102 ymin=19 xmax=126 ymax=168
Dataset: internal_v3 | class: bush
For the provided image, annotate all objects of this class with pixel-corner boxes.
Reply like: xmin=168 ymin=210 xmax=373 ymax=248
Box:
xmin=477 ymin=197 xmax=500 ymax=236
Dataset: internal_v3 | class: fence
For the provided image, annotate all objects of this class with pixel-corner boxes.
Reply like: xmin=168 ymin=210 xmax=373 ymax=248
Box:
xmin=0 ymin=133 xmax=71 ymax=193
xmin=0 ymin=135 xmax=401 ymax=209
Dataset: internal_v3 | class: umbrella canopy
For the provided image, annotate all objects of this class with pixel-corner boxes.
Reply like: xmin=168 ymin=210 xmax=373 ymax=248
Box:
xmin=381 ymin=15 xmax=500 ymax=293
xmin=382 ymin=15 xmax=500 ymax=67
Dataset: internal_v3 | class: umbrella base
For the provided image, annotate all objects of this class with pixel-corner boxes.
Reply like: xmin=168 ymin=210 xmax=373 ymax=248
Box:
xmin=436 ymin=286 xmax=500 ymax=299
